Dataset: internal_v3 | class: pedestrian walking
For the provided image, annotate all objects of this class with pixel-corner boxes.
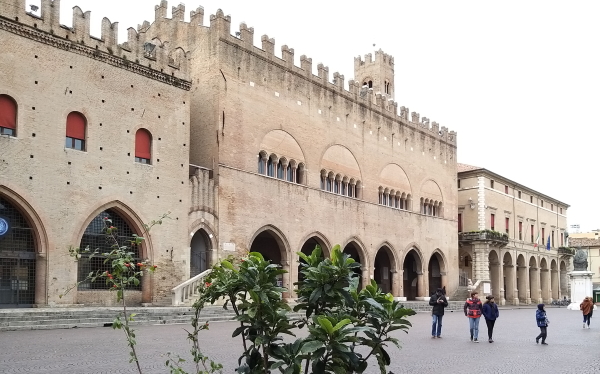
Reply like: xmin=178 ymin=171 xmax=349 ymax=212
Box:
xmin=482 ymin=295 xmax=499 ymax=343
xmin=580 ymin=296 xmax=594 ymax=329
xmin=535 ymin=303 xmax=549 ymax=345
xmin=429 ymin=287 xmax=448 ymax=338
xmin=464 ymin=292 xmax=483 ymax=342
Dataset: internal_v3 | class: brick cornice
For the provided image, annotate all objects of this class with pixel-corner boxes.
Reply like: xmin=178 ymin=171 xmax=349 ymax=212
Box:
xmin=0 ymin=16 xmax=191 ymax=91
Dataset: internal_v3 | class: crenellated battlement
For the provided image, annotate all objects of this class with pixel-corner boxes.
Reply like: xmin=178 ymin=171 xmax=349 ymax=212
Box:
xmin=0 ymin=0 xmax=456 ymax=146
xmin=0 ymin=0 xmax=191 ymax=87
xmin=354 ymin=49 xmax=395 ymax=69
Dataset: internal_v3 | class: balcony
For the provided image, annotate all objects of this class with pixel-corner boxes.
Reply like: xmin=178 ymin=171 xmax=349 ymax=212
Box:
xmin=459 ymin=230 xmax=509 ymax=247
xmin=558 ymin=247 xmax=575 ymax=256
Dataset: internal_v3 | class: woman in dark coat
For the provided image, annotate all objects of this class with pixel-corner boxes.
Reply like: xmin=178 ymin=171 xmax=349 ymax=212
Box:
xmin=535 ymin=303 xmax=549 ymax=345
xmin=482 ymin=295 xmax=499 ymax=343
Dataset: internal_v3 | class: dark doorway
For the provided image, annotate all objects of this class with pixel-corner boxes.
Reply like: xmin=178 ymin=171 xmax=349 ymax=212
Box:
xmin=190 ymin=229 xmax=210 ymax=277
xmin=0 ymin=196 xmax=36 ymax=307
xmin=403 ymin=250 xmax=420 ymax=300
xmin=374 ymin=247 xmax=393 ymax=294
xmin=250 ymin=231 xmax=284 ymax=286
xmin=428 ymin=254 xmax=442 ymax=295
xmin=298 ymin=237 xmax=327 ymax=282
xmin=343 ymin=242 xmax=363 ymax=290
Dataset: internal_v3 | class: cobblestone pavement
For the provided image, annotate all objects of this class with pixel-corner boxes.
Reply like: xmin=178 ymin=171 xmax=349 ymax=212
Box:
xmin=0 ymin=308 xmax=598 ymax=373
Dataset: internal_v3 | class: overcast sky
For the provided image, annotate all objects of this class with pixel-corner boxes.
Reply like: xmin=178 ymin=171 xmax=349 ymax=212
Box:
xmin=27 ymin=0 xmax=600 ymax=232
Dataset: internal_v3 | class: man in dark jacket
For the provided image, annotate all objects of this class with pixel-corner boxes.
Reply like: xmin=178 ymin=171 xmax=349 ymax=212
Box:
xmin=429 ymin=288 xmax=449 ymax=338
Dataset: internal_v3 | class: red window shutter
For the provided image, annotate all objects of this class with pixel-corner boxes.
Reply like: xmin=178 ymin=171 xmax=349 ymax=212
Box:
xmin=135 ymin=129 xmax=152 ymax=159
xmin=66 ymin=112 xmax=86 ymax=140
xmin=490 ymin=214 xmax=495 ymax=228
xmin=0 ymin=95 xmax=17 ymax=129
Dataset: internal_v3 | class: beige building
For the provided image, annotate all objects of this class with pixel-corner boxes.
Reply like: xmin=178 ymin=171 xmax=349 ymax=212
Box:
xmin=0 ymin=0 xmax=458 ymax=307
xmin=457 ymin=164 xmax=571 ymax=305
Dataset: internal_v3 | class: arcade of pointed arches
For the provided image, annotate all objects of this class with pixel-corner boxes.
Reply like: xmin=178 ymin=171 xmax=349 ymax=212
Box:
xmin=244 ymin=225 xmax=448 ymax=300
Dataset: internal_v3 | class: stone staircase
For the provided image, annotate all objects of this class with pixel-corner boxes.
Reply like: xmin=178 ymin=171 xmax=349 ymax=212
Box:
xmin=0 ymin=301 xmax=464 ymax=331
xmin=451 ymin=286 xmax=471 ymax=301
xmin=0 ymin=306 xmax=237 ymax=332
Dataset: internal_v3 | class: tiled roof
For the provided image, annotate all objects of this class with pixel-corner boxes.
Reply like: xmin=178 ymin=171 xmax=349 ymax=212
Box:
xmin=457 ymin=163 xmax=483 ymax=173
xmin=569 ymin=238 xmax=600 ymax=247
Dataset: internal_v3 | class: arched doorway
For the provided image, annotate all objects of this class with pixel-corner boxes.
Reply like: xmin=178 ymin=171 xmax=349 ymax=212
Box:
xmin=503 ymin=252 xmax=515 ymax=304
xmin=250 ymin=231 xmax=283 ymax=265
xmin=0 ymin=195 xmax=36 ymax=307
xmin=528 ymin=257 xmax=539 ymax=304
xmin=298 ymin=236 xmax=329 ymax=283
xmin=540 ymin=258 xmax=549 ymax=302
xmin=516 ymin=254 xmax=527 ymax=304
xmin=78 ymin=209 xmax=142 ymax=291
xmin=374 ymin=246 xmax=394 ymax=294
xmin=190 ymin=229 xmax=211 ymax=277
xmin=249 ymin=229 xmax=287 ymax=288
xmin=343 ymin=241 xmax=365 ymax=290
xmin=428 ymin=252 xmax=444 ymax=295
xmin=403 ymin=249 xmax=422 ymax=300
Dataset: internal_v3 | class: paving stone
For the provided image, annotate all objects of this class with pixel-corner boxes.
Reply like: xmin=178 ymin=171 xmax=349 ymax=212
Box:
xmin=0 ymin=308 xmax=598 ymax=373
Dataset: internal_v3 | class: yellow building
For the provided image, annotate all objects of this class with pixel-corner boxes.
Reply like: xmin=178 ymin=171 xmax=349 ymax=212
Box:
xmin=457 ymin=164 xmax=571 ymax=305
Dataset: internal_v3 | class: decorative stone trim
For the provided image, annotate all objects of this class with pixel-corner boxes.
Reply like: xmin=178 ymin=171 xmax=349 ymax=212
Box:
xmin=0 ymin=17 xmax=192 ymax=91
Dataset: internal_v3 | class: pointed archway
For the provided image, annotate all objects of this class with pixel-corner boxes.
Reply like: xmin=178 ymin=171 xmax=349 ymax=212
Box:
xmin=403 ymin=248 xmax=423 ymax=300
xmin=298 ymin=235 xmax=329 ymax=283
xmin=428 ymin=251 xmax=446 ymax=295
xmin=374 ymin=246 xmax=395 ymax=294
xmin=0 ymin=195 xmax=36 ymax=307
xmin=190 ymin=229 xmax=210 ymax=277
xmin=249 ymin=227 xmax=290 ymax=291
xmin=343 ymin=241 xmax=366 ymax=290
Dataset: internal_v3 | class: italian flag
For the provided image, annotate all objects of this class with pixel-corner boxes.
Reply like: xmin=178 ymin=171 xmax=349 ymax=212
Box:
xmin=534 ymin=231 xmax=540 ymax=247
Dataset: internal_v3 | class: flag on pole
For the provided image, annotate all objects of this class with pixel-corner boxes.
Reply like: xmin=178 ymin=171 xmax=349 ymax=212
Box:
xmin=534 ymin=231 xmax=540 ymax=247
xmin=546 ymin=236 xmax=551 ymax=250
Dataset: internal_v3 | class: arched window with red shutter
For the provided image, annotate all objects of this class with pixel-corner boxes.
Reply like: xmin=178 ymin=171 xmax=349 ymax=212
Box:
xmin=65 ymin=111 xmax=87 ymax=151
xmin=0 ymin=95 xmax=17 ymax=136
xmin=135 ymin=129 xmax=152 ymax=164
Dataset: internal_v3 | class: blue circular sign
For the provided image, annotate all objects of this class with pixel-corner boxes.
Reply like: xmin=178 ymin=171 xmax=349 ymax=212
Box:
xmin=0 ymin=217 xmax=8 ymax=237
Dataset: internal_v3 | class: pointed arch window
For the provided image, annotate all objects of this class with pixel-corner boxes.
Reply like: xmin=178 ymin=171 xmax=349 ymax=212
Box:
xmin=65 ymin=111 xmax=87 ymax=151
xmin=77 ymin=209 xmax=141 ymax=290
xmin=135 ymin=129 xmax=152 ymax=164
xmin=0 ymin=94 xmax=17 ymax=136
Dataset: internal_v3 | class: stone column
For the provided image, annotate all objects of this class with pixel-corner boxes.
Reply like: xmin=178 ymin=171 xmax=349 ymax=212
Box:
xmin=551 ymin=269 xmax=559 ymax=301
xmin=281 ymin=260 xmax=291 ymax=299
xmin=540 ymin=268 xmax=551 ymax=303
xmin=503 ymin=265 xmax=517 ymax=305
xmin=361 ymin=266 xmax=370 ymax=290
xmin=518 ymin=265 xmax=529 ymax=304
xmin=391 ymin=270 xmax=401 ymax=297
xmin=397 ymin=269 xmax=405 ymax=298
xmin=35 ymin=252 xmax=47 ymax=306
xmin=440 ymin=271 xmax=448 ymax=292
xmin=472 ymin=242 xmax=491 ymax=295
xmin=529 ymin=266 xmax=542 ymax=304
xmin=417 ymin=271 xmax=426 ymax=299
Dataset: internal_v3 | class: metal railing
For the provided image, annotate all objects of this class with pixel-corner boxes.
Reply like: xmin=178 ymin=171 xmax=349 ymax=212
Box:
xmin=171 ymin=269 xmax=211 ymax=306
